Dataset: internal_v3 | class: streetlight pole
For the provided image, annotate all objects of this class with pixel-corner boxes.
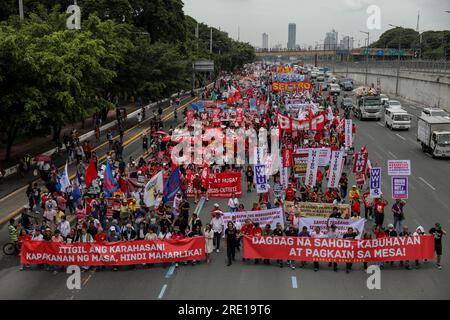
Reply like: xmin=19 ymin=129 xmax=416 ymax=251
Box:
xmin=360 ymin=31 xmax=370 ymax=85
xmin=389 ymin=24 xmax=402 ymax=96
xmin=18 ymin=0 xmax=24 ymax=20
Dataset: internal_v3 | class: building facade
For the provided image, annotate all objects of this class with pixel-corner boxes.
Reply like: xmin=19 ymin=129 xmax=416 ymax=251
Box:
xmin=262 ymin=33 xmax=269 ymax=50
xmin=324 ymin=29 xmax=338 ymax=50
xmin=287 ymin=23 xmax=296 ymax=49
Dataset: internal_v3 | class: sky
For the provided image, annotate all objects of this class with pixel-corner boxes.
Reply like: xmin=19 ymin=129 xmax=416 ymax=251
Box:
xmin=183 ymin=0 xmax=450 ymax=48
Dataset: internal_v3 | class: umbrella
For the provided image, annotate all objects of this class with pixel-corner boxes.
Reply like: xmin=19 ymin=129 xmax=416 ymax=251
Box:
xmin=34 ymin=154 xmax=51 ymax=162
xmin=162 ymin=136 xmax=172 ymax=142
xmin=153 ymin=130 xmax=168 ymax=136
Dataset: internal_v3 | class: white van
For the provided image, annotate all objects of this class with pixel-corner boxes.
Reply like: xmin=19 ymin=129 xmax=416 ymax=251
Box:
xmin=385 ymin=108 xmax=412 ymax=130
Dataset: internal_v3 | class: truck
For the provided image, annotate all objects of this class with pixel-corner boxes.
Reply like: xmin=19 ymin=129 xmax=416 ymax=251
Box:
xmin=417 ymin=116 xmax=450 ymax=158
xmin=352 ymin=87 xmax=383 ymax=121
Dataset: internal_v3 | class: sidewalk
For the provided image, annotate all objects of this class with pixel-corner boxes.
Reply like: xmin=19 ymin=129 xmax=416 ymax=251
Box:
xmin=0 ymin=103 xmax=143 ymax=196
xmin=0 ymin=101 xmax=138 ymax=167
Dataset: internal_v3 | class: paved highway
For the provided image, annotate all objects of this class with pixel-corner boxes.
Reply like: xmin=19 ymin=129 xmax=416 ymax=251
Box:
xmin=0 ymin=82 xmax=449 ymax=300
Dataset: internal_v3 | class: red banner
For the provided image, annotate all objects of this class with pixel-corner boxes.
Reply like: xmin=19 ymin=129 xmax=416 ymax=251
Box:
xmin=277 ymin=112 xmax=326 ymax=132
xmin=243 ymin=236 xmax=435 ymax=263
xmin=21 ymin=238 xmax=205 ymax=266
xmin=272 ymin=82 xmax=312 ymax=91
xmin=353 ymin=152 xmax=369 ymax=174
xmin=187 ymin=172 xmax=242 ymax=198
xmin=282 ymin=149 xmax=293 ymax=168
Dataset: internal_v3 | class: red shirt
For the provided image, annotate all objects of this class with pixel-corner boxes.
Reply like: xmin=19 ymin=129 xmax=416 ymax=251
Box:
xmin=95 ymin=233 xmax=107 ymax=243
xmin=241 ymin=224 xmax=254 ymax=235
xmin=374 ymin=200 xmax=387 ymax=214
xmin=351 ymin=201 xmax=361 ymax=213
xmin=251 ymin=227 xmax=263 ymax=237
xmin=285 ymin=187 xmax=296 ymax=201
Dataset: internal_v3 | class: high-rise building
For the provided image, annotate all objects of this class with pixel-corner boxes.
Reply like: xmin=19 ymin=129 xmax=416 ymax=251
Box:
xmin=324 ymin=29 xmax=338 ymax=50
xmin=340 ymin=36 xmax=354 ymax=50
xmin=262 ymin=33 xmax=269 ymax=50
xmin=287 ymin=23 xmax=296 ymax=49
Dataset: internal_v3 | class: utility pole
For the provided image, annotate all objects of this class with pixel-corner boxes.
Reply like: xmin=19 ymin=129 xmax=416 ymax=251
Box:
xmin=360 ymin=31 xmax=370 ymax=86
xmin=210 ymin=27 xmax=213 ymax=54
xmin=389 ymin=24 xmax=402 ymax=96
xmin=18 ymin=0 xmax=24 ymax=20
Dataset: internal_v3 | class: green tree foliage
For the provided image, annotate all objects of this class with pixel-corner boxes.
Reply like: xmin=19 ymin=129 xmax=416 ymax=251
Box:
xmin=371 ymin=27 xmax=449 ymax=60
xmin=0 ymin=1 xmax=255 ymax=160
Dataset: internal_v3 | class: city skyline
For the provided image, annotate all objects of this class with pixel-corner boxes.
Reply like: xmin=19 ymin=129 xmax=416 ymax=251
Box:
xmin=184 ymin=0 xmax=450 ymax=48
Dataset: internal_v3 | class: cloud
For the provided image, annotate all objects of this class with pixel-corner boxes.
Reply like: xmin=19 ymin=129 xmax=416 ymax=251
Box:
xmin=343 ymin=0 xmax=374 ymax=10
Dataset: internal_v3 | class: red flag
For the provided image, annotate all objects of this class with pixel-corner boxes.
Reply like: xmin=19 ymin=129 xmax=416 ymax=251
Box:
xmin=201 ymin=163 xmax=209 ymax=189
xmin=308 ymin=108 xmax=313 ymax=130
xmin=226 ymin=94 xmax=235 ymax=106
xmin=85 ymin=160 xmax=97 ymax=187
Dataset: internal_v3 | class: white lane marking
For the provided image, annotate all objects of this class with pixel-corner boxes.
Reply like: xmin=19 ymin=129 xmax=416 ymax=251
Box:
xmin=291 ymin=276 xmax=298 ymax=289
xmin=158 ymin=284 xmax=168 ymax=299
xmin=396 ymin=134 xmax=406 ymax=141
xmin=388 ymin=151 xmax=398 ymax=159
xmin=373 ymin=151 xmax=383 ymax=160
xmin=366 ymin=134 xmax=375 ymax=141
xmin=419 ymin=177 xmax=437 ymax=191
xmin=377 ymin=122 xmax=385 ymax=127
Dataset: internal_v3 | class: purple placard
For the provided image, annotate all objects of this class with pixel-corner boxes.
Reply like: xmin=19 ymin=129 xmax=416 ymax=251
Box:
xmin=392 ymin=176 xmax=408 ymax=199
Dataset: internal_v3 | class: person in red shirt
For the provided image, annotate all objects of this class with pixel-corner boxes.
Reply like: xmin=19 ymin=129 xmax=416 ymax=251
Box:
xmin=250 ymin=223 xmax=263 ymax=264
xmin=95 ymin=227 xmax=107 ymax=243
xmin=351 ymin=199 xmax=361 ymax=217
xmin=316 ymin=169 xmax=323 ymax=191
xmin=374 ymin=196 xmax=388 ymax=227
xmin=285 ymin=183 xmax=296 ymax=201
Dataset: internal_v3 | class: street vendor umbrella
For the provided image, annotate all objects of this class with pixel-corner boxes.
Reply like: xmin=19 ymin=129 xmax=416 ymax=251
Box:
xmin=153 ymin=130 xmax=168 ymax=136
xmin=34 ymin=154 xmax=51 ymax=162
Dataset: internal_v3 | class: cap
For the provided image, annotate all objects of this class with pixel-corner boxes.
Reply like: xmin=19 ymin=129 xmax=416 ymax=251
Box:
xmin=109 ymin=226 xmax=116 ymax=232
xmin=214 ymin=203 xmax=219 ymax=208
xmin=388 ymin=224 xmax=394 ymax=229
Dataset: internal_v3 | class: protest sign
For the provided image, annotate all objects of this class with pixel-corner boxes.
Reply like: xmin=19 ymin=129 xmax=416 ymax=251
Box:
xmin=187 ymin=172 xmax=242 ymax=198
xmin=243 ymin=235 xmax=435 ymax=263
xmin=353 ymin=152 xmax=369 ymax=174
xmin=305 ymin=148 xmax=320 ymax=187
xmin=370 ymin=168 xmax=382 ymax=198
xmin=284 ymin=201 xmax=351 ymax=218
xmin=21 ymin=238 xmax=205 ymax=266
xmin=223 ymin=208 xmax=284 ymax=230
xmin=345 ymin=119 xmax=353 ymax=148
xmin=299 ymin=218 xmax=366 ymax=239
xmin=255 ymin=164 xmax=269 ymax=194
xmin=388 ymin=160 xmax=411 ymax=176
xmin=392 ymin=176 xmax=409 ymax=199
xmin=327 ymin=151 xmax=344 ymax=188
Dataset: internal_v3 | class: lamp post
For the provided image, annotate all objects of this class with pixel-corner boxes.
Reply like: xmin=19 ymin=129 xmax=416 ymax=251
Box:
xmin=360 ymin=31 xmax=370 ymax=85
xmin=18 ymin=0 xmax=24 ymax=20
xmin=388 ymin=24 xmax=403 ymax=96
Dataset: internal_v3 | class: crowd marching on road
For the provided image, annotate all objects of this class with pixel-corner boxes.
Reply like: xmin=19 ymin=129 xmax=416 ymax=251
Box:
xmin=4 ymin=63 xmax=446 ymax=274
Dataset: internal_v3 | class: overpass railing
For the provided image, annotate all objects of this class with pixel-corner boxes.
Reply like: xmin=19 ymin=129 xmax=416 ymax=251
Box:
xmin=326 ymin=60 xmax=450 ymax=75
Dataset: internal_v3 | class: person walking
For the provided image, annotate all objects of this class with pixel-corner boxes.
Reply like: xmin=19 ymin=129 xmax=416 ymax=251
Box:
xmin=392 ymin=199 xmax=406 ymax=234
xmin=343 ymin=227 xmax=359 ymax=273
xmin=204 ymin=224 xmax=214 ymax=264
xmin=326 ymin=224 xmax=340 ymax=272
xmin=429 ymin=223 xmax=447 ymax=270
xmin=211 ymin=212 xmax=224 ymax=253
xmin=228 ymin=193 xmax=239 ymax=212
xmin=224 ymin=222 xmax=238 ymax=266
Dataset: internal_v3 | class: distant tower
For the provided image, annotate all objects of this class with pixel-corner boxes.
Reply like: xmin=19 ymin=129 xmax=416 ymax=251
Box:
xmin=287 ymin=23 xmax=297 ymax=49
xmin=416 ymin=10 xmax=420 ymax=32
xmin=262 ymin=33 xmax=269 ymax=50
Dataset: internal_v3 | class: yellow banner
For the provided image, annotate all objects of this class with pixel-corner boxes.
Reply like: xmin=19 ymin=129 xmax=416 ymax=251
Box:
xmin=284 ymin=201 xmax=351 ymax=218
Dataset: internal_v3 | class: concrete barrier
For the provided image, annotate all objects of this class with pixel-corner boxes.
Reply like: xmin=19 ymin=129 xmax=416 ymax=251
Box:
xmin=331 ymin=65 xmax=450 ymax=111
